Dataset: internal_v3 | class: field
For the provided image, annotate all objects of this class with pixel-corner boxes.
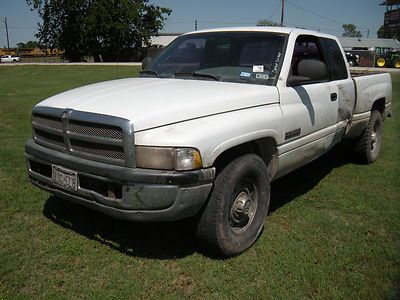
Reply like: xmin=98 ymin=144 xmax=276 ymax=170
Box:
xmin=0 ymin=65 xmax=399 ymax=299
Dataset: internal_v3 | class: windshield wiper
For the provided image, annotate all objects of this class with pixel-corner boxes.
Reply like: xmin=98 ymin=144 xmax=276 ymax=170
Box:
xmin=139 ymin=69 xmax=160 ymax=78
xmin=174 ymin=72 xmax=221 ymax=82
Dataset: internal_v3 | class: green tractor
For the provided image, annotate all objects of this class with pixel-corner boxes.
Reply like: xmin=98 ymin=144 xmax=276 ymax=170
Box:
xmin=376 ymin=50 xmax=400 ymax=68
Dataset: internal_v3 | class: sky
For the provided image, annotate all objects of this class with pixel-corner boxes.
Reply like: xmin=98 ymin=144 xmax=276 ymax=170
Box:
xmin=0 ymin=0 xmax=389 ymax=47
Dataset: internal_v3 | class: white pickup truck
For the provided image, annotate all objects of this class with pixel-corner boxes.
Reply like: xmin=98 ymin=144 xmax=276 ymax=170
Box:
xmin=25 ymin=27 xmax=392 ymax=256
xmin=1 ymin=55 xmax=20 ymax=63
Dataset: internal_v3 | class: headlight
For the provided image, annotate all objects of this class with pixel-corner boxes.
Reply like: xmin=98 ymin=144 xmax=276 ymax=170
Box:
xmin=136 ymin=146 xmax=202 ymax=171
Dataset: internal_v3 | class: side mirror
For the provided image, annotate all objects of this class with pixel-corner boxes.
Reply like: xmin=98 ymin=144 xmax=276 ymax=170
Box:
xmin=141 ymin=56 xmax=153 ymax=70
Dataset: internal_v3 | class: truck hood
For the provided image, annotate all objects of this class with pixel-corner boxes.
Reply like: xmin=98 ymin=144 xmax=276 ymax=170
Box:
xmin=37 ymin=78 xmax=279 ymax=132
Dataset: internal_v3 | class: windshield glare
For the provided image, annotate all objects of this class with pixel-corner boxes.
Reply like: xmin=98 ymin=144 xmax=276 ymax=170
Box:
xmin=143 ymin=32 xmax=286 ymax=86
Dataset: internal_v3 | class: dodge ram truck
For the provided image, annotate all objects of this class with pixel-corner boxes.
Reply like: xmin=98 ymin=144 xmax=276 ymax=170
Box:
xmin=25 ymin=27 xmax=392 ymax=256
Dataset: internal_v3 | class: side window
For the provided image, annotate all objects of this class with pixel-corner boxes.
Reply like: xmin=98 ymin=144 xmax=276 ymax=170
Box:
xmin=320 ymin=38 xmax=348 ymax=80
xmin=290 ymin=35 xmax=329 ymax=83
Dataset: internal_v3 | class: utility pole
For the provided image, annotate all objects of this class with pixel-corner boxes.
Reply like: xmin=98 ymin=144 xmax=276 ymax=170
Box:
xmin=367 ymin=29 xmax=370 ymax=38
xmin=0 ymin=17 xmax=10 ymax=54
xmin=195 ymin=20 xmax=198 ymax=31
xmin=280 ymin=0 xmax=285 ymax=27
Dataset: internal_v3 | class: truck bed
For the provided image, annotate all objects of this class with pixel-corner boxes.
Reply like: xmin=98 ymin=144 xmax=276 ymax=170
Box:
xmin=352 ymin=72 xmax=392 ymax=114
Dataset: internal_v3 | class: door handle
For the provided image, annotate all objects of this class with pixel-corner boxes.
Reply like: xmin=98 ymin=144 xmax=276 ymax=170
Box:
xmin=331 ymin=93 xmax=338 ymax=101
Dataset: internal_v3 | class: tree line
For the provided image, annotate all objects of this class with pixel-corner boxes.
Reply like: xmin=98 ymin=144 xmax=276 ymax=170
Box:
xmin=26 ymin=0 xmax=171 ymax=62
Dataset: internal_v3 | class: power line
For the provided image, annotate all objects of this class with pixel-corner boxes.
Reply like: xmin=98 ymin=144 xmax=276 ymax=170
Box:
xmin=267 ymin=1 xmax=281 ymax=20
xmin=198 ymin=20 xmax=255 ymax=25
xmin=285 ymin=0 xmax=369 ymax=30
xmin=0 ymin=25 xmax=37 ymax=29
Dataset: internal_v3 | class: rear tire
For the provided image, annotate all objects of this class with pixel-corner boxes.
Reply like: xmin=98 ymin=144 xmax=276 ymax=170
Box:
xmin=196 ymin=154 xmax=270 ymax=257
xmin=394 ymin=59 xmax=400 ymax=69
xmin=355 ymin=110 xmax=383 ymax=164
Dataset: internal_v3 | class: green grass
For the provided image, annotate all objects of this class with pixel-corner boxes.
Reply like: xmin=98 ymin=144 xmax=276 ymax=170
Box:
xmin=0 ymin=65 xmax=399 ymax=299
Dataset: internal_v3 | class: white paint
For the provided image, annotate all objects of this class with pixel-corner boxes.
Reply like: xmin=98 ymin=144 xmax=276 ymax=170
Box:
xmin=33 ymin=27 xmax=392 ymax=178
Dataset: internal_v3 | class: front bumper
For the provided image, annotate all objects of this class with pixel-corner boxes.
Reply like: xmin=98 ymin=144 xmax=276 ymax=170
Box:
xmin=25 ymin=139 xmax=215 ymax=221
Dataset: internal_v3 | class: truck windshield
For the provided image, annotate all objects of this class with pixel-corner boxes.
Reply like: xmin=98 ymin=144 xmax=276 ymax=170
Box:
xmin=142 ymin=31 xmax=286 ymax=86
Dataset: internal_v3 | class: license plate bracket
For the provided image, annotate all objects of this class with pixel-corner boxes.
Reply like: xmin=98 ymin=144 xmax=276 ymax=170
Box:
xmin=52 ymin=165 xmax=78 ymax=192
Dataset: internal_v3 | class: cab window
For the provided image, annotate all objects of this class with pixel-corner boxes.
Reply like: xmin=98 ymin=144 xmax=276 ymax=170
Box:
xmin=289 ymin=35 xmax=330 ymax=84
xmin=320 ymin=38 xmax=348 ymax=80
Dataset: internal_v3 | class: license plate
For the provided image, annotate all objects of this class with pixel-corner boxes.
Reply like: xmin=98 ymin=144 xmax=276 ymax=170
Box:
xmin=52 ymin=165 xmax=78 ymax=192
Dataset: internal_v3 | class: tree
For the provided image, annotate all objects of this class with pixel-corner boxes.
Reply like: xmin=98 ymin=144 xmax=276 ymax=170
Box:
xmin=26 ymin=0 xmax=171 ymax=61
xmin=257 ymin=19 xmax=279 ymax=27
xmin=16 ymin=40 xmax=39 ymax=50
xmin=342 ymin=24 xmax=362 ymax=38
xmin=377 ymin=25 xmax=400 ymax=39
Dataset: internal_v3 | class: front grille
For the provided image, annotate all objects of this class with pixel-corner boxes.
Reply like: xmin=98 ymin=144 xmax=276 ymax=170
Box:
xmin=33 ymin=114 xmax=63 ymax=131
xmin=31 ymin=107 xmax=134 ymax=167
xmin=70 ymin=139 xmax=125 ymax=161
xmin=69 ymin=120 xmax=123 ymax=140
xmin=34 ymin=128 xmax=65 ymax=147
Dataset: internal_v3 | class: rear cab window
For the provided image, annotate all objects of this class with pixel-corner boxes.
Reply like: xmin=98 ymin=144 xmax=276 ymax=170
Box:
xmin=319 ymin=38 xmax=348 ymax=80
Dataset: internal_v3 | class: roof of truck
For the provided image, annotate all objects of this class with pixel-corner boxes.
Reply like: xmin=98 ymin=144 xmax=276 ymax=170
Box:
xmin=183 ymin=26 xmax=322 ymax=36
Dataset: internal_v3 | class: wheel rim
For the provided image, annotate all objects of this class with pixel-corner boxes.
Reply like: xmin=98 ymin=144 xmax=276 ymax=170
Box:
xmin=348 ymin=60 xmax=354 ymax=67
xmin=377 ymin=58 xmax=385 ymax=67
xmin=229 ymin=180 xmax=258 ymax=234
xmin=395 ymin=61 xmax=400 ymax=68
xmin=370 ymin=122 xmax=381 ymax=154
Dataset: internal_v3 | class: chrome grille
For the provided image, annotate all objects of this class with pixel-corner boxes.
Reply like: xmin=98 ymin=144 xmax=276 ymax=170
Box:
xmin=70 ymin=139 xmax=125 ymax=161
xmin=31 ymin=107 xmax=135 ymax=167
xmin=32 ymin=114 xmax=63 ymax=131
xmin=34 ymin=128 xmax=65 ymax=147
xmin=68 ymin=120 xmax=123 ymax=140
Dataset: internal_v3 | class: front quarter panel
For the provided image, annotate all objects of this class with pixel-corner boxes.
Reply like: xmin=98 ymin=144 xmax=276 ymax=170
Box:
xmin=134 ymin=104 xmax=283 ymax=168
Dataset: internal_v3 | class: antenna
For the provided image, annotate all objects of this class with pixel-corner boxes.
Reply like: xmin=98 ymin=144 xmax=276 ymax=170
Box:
xmin=281 ymin=0 xmax=285 ymax=26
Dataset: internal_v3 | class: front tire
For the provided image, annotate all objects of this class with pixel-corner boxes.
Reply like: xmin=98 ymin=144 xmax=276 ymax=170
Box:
xmin=376 ymin=57 xmax=386 ymax=68
xmin=196 ymin=154 xmax=270 ymax=256
xmin=355 ymin=110 xmax=383 ymax=164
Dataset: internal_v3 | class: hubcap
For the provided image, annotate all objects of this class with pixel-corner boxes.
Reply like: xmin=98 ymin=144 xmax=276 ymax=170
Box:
xmin=371 ymin=131 xmax=377 ymax=150
xmin=370 ymin=124 xmax=380 ymax=153
xmin=377 ymin=58 xmax=385 ymax=67
xmin=229 ymin=185 xmax=257 ymax=233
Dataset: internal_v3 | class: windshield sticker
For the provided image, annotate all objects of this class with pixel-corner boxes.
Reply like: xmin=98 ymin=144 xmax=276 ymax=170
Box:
xmin=240 ymin=71 xmax=251 ymax=78
xmin=252 ymin=65 xmax=264 ymax=72
xmin=271 ymin=52 xmax=282 ymax=75
xmin=256 ymin=73 xmax=269 ymax=80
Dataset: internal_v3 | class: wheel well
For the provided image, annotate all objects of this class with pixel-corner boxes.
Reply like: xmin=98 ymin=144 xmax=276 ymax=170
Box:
xmin=213 ymin=137 xmax=278 ymax=179
xmin=372 ymin=98 xmax=385 ymax=115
